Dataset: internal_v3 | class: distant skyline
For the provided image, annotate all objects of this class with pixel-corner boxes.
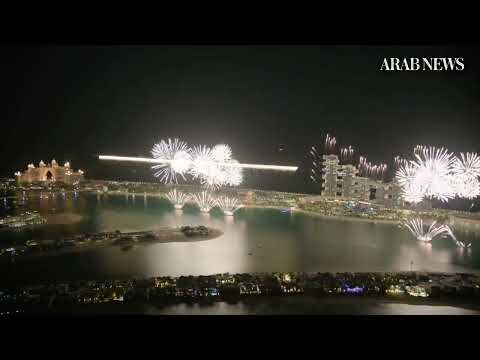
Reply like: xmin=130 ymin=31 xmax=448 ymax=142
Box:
xmin=2 ymin=45 xmax=480 ymax=195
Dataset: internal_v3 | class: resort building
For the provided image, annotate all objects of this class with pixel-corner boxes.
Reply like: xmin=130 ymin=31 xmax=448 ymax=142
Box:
xmin=320 ymin=154 xmax=403 ymax=207
xmin=15 ymin=159 xmax=84 ymax=185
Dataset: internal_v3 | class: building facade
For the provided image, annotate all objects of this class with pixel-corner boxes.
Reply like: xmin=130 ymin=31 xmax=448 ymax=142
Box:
xmin=15 ymin=159 xmax=84 ymax=185
xmin=320 ymin=154 xmax=403 ymax=207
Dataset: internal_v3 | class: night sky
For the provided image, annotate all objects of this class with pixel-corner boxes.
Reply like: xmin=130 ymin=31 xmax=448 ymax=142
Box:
xmin=1 ymin=45 xmax=480 ymax=194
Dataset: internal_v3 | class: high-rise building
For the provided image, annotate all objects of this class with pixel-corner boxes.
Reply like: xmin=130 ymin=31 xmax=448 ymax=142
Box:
xmin=320 ymin=154 xmax=402 ymax=207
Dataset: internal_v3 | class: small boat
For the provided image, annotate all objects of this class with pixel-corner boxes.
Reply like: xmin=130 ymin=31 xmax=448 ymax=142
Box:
xmin=248 ymin=252 xmax=253 ymax=256
xmin=257 ymin=243 xmax=263 ymax=248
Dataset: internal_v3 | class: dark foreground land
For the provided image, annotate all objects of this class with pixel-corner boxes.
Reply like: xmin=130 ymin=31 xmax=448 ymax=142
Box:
xmin=2 ymin=271 xmax=480 ymax=316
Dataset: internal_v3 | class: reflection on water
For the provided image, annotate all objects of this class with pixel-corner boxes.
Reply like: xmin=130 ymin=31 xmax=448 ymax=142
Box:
xmin=65 ymin=298 xmax=480 ymax=315
xmin=1 ymin=193 xmax=480 ymax=284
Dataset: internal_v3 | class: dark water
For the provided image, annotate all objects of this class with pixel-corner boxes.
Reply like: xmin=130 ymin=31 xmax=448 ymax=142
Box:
xmin=1 ymin=192 xmax=480 ymax=286
xmin=50 ymin=298 xmax=480 ymax=315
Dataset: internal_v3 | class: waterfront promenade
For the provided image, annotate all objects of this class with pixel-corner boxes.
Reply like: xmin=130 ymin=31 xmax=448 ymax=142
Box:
xmin=1 ymin=271 xmax=480 ymax=316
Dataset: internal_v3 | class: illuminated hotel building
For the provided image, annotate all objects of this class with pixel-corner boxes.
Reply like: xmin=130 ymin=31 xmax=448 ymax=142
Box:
xmin=320 ymin=154 xmax=402 ymax=207
xmin=15 ymin=159 xmax=84 ymax=185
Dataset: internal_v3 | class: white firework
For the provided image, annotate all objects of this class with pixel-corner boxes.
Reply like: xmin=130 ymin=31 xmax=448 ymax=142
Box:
xmin=394 ymin=156 xmax=408 ymax=169
xmin=403 ymin=218 xmax=455 ymax=242
xmin=455 ymin=240 xmax=472 ymax=249
xmin=324 ymin=133 xmax=336 ymax=153
xmin=452 ymin=152 xmax=480 ymax=179
xmin=166 ymin=189 xmax=190 ymax=209
xmin=190 ymin=145 xmax=243 ymax=189
xmin=212 ymin=144 xmax=232 ymax=162
xmin=190 ymin=145 xmax=215 ymax=179
xmin=224 ymin=160 xmax=243 ymax=186
xmin=396 ymin=164 xmax=424 ymax=204
xmin=413 ymin=146 xmax=455 ymax=202
xmin=396 ymin=146 xmax=456 ymax=203
xmin=192 ymin=191 xmax=216 ymax=212
xmin=450 ymin=175 xmax=480 ymax=199
xmin=216 ymin=195 xmax=243 ymax=215
xmin=151 ymin=138 xmax=192 ymax=183
xmin=340 ymin=145 xmax=355 ymax=165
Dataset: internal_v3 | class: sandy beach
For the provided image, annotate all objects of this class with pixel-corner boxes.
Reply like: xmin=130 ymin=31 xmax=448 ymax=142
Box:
xmin=1 ymin=228 xmax=223 ymax=262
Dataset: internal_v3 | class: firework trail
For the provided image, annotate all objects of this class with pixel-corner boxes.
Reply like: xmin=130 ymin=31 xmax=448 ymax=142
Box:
xmin=166 ymin=189 xmax=190 ymax=209
xmin=216 ymin=195 xmax=243 ymax=215
xmin=309 ymin=145 xmax=322 ymax=183
xmin=414 ymin=145 xmax=427 ymax=156
xmin=324 ymin=133 xmax=337 ymax=154
xmin=358 ymin=156 xmax=387 ymax=180
xmin=340 ymin=145 xmax=355 ymax=165
xmin=402 ymin=218 xmax=455 ymax=242
xmin=192 ymin=191 xmax=216 ymax=213
xmin=394 ymin=156 xmax=408 ymax=169
xmin=358 ymin=156 xmax=368 ymax=177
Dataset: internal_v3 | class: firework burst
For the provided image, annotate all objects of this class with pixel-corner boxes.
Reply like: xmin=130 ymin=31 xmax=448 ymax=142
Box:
xmin=452 ymin=152 xmax=480 ymax=179
xmin=396 ymin=146 xmax=457 ymax=203
xmin=211 ymin=144 xmax=233 ymax=162
xmin=151 ymin=138 xmax=192 ymax=184
xmin=450 ymin=176 xmax=480 ymax=200
xmin=192 ymin=191 xmax=216 ymax=212
xmin=216 ymin=195 xmax=242 ymax=215
xmin=189 ymin=145 xmax=214 ymax=180
xmin=402 ymin=218 xmax=455 ymax=242
xmin=166 ymin=189 xmax=190 ymax=209
xmin=396 ymin=163 xmax=424 ymax=203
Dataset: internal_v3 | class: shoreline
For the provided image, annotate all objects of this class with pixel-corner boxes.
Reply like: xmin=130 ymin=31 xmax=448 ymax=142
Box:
xmin=43 ymin=295 xmax=480 ymax=315
xmin=0 ymin=228 xmax=223 ymax=262
xmin=244 ymin=205 xmax=403 ymax=225
xmin=7 ymin=186 xmax=480 ymax=230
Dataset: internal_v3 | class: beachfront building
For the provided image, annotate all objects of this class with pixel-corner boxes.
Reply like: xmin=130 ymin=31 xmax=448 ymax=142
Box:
xmin=15 ymin=159 xmax=84 ymax=185
xmin=320 ymin=154 xmax=402 ymax=207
